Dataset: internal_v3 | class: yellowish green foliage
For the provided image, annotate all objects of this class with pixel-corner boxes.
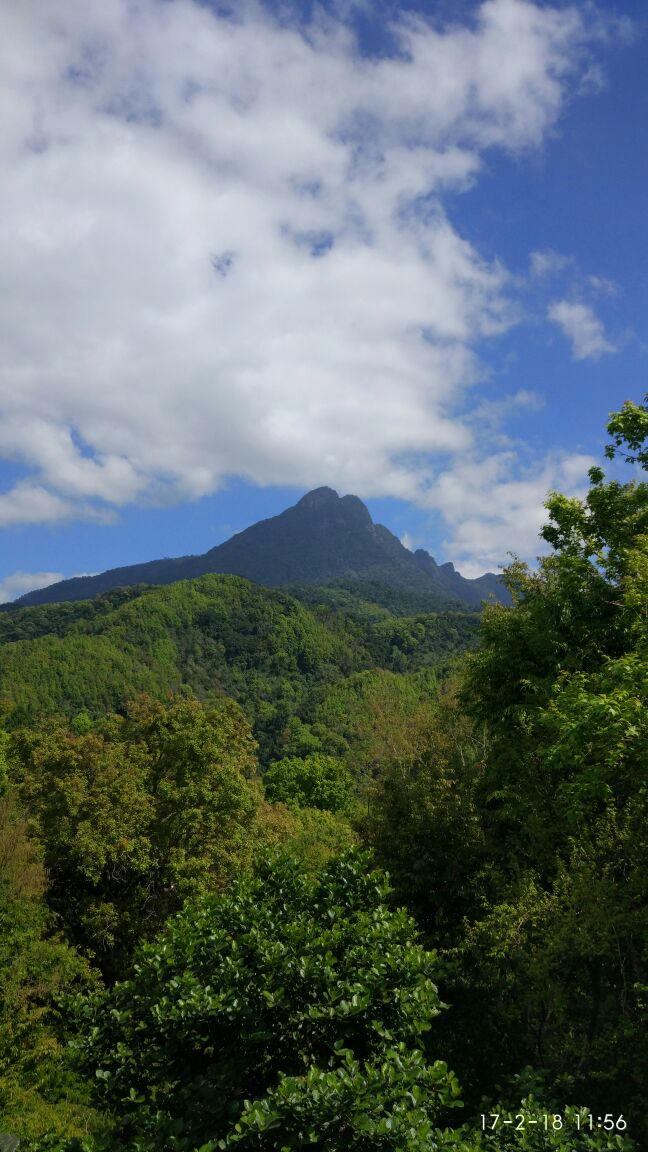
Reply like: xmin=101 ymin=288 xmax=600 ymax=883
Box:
xmin=0 ymin=795 xmax=99 ymax=1143
xmin=11 ymin=694 xmax=260 ymax=979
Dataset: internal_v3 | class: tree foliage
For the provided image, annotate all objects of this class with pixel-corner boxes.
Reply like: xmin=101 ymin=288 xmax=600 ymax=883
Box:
xmin=1 ymin=398 xmax=646 ymax=1150
xmin=0 ymin=794 xmax=97 ymax=1142
xmin=447 ymin=396 xmax=648 ymax=1129
xmin=263 ymin=754 xmax=354 ymax=812
xmin=0 ymin=575 xmax=477 ymax=767
xmin=361 ymin=687 xmax=485 ymax=940
xmin=19 ymin=856 xmax=637 ymax=1152
xmin=11 ymin=695 xmax=259 ymax=980
xmin=64 ymin=852 xmax=463 ymax=1151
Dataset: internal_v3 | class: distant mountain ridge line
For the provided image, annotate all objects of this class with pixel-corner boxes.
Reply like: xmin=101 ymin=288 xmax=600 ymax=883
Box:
xmin=6 ymin=487 xmax=511 ymax=609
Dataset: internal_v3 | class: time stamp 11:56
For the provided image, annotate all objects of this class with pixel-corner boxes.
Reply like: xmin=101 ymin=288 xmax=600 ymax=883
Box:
xmin=480 ymin=1113 xmax=628 ymax=1132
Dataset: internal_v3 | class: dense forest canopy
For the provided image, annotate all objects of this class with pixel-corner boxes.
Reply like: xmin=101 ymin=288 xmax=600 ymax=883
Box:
xmin=0 ymin=574 xmax=478 ymax=769
xmin=0 ymin=396 xmax=645 ymax=1150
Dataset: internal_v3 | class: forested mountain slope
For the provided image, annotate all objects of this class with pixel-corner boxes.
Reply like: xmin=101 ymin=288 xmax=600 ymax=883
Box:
xmin=1 ymin=396 xmax=646 ymax=1152
xmin=0 ymin=573 xmax=478 ymax=764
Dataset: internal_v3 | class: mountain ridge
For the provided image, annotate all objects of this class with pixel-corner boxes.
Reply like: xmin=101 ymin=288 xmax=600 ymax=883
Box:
xmin=7 ymin=486 xmax=510 ymax=609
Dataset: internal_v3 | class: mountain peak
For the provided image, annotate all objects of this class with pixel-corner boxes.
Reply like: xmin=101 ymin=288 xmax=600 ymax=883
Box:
xmin=294 ymin=488 xmax=372 ymax=526
xmin=7 ymin=487 xmax=510 ymax=609
xmin=296 ymin=487 xmax=340 ymax=509
xmin=340 ymin=494 xmax=371 ymax=522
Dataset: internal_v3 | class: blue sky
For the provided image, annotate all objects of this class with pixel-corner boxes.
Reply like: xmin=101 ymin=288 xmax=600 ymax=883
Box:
xmin=0 ymin=0 xmax=646 ymax=601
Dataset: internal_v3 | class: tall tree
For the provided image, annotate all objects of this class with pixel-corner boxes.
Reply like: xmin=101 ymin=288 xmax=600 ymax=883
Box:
xmin=12 ymin=694 xmax=260 ymax=980
xmin=449 ymin=395 xmax=648 ymax=1130
xmin=0 ymin=794 xmax=96 ymax=1143
xmin=66 ymin=851 xmax=464 ymax=1151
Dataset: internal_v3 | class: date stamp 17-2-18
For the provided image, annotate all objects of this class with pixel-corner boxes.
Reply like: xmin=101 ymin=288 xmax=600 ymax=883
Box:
xmin=480 ymin=1112 xmax=628 ymax=1134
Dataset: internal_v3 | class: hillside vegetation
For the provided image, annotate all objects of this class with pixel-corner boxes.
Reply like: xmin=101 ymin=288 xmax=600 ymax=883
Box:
xmin=0 ymin=577 xmax=477 ymax=765
xmin=0 ymin=396 xmax=645 ymax=1150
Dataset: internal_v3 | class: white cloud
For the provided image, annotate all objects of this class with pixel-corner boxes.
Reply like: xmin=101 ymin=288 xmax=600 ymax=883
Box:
xmin=0 ymin=0 xmax=620 ymax=566
xmin=547 ymin=299 xmax=616 ymax=360
xmin=468 ymin=388 xmax=544 ymax=438
xmin=0 ymin=481 xmax=114 ymax=527
xmin=425 ymin=451 xmax=596 ymax=576
xmin=0 ymin=483 xmax=77 ymax=527
xmin=530 ymin=249 xmax=617 ymax=297
xmin=530 ymin=248 xmax=571 ymax=277
xmin=0 ymin=571 xmax=64 ymax=603
xmin=588 ymin=274 xmax=617 ymax=296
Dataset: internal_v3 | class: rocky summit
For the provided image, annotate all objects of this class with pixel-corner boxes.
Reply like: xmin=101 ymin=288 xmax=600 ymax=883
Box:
xmin=9 ymin=487 xmax=509 ymax=608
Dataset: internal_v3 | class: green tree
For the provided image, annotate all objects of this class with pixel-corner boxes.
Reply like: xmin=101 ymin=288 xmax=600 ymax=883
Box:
xmin=0 ymin=793 xmax=98 ymax=1143
xmin=20 ymin=856 xmax=636 ymax=1152
xmin=0 ymin=718 xmax=8 ymax=795
xmin=361 ymin=688 xmax=485 ymax=940
xmin=263 ymin=753 xmax=354 ymax=812
xmin=604 ymin=392 xmax=648 ymax=469
xmin=448 ymin=396 xmax=648 ymax=1133
xmin=65 ymin=851 xmax=464 ymax=1151
xmin=255 ymin=797 xmax=357 ymax=870
xmin=461 ymin=395 xmax=648 ymax=872
xmin=314 ymin=668 xmax=441 ymax=781
xmin=11 ymin=694 xmax=260 ymax=979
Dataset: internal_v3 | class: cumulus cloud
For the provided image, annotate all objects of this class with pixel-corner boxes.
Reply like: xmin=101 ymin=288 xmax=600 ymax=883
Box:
xmin=0 ymin=570 xmax=64 ymax=603
xmin=547 ymin=299 xmax=616 ymax=360
xmin=0 ymin=482 xmax=78 ymax=526
xmin=0 ymin=0 xmax=618 ymax=565
xmin=425 ymin=450 xmax=596 ymax=576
